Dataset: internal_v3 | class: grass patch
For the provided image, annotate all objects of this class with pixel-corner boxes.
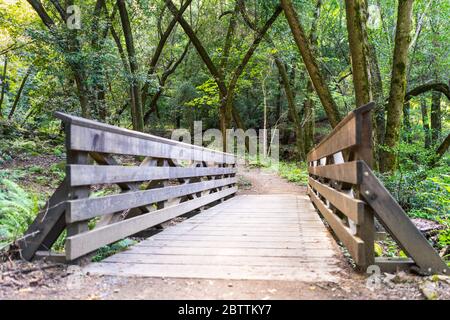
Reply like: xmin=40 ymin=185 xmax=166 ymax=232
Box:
xmin=277 ymin=161 xmax=308 ymax=185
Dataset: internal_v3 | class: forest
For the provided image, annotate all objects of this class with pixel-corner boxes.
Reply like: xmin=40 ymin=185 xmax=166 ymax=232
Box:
xmin=0 ymin=0 xmax=449 ymax=300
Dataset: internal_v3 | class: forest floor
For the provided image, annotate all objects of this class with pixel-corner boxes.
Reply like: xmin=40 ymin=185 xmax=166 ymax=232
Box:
xmin=1 ymin=166 xmax=450 ymax=300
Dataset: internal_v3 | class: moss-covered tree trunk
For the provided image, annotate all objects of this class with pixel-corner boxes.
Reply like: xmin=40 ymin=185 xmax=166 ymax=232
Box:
xmin=380 ymin=0 xmax=414 ymax=172
xmin=344 ymin=0 xmax=372 ymax=107
xmin=303 ymin=0 xmax=322 ymax=155
xmin=420 ymin=98 xmax=431 ymax=148
xmin=431 ymin=91 xmax=442 ymax=144
xmin=0 ymin=55 xmax=7 ymax=119
xmin=280 ymin=0 xmax=341 ymax=128
xmin=368 ymin=42 xmax=385 ymax=167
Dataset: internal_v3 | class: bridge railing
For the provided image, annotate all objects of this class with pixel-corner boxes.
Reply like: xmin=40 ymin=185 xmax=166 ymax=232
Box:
xmin=18 ymin=113 xmax=237 ymax=262
xmin=307 ymin=102 xmax=448 ymax=274
xmin=307 ymin=103 xmax=374 ymax=270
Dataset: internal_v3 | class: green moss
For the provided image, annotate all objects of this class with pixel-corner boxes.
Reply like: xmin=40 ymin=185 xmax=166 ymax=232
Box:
xmin=396 ymin=62 xmax=406 ymax=73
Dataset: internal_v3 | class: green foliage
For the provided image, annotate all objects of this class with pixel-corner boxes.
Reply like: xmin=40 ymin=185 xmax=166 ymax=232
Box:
xmin=0 ymin=178 xmax=43 ymax=247
xmin=437 ymin=218 xmax=450 ymax=250
xmin=379 ymin=170 xmax=449 ymax=220
xmin=277 ymin=161 xmax=309 ymax=185
xmin=91 ymin=238 xmax=137 ymax=262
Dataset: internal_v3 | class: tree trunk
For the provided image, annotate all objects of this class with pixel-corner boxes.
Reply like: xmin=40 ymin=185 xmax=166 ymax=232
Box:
xmin=303 ymin=0 xmax=322 ymax=155
xmin=0 ymin=55 xmax=7 ymax=118
xmin=381 ymin=0 xmax=414 ymax=172
xmin=117 ymin=0 xmax=144 ymax=131
xmin=344 ymin=0 xmax=372 ymax=107
xmin=368 ymin=43 xmax=385 ymax=149
xmin=420 ymin=98 xmax=431 ymax=148
xmin=8 ymin=66 xmax=32 ymax=120
xmin=143 ymin=41 xmax=191 ymax=124
xmin=431 ymin=91 xmax=441 ymax=144
xmin=280 ymin=0 xmax=341 ymax=128
xmin=141 ymin=0 xmax=192 ymax=108
xmin=275 ymin=74 xmax=282 ymax=123
xmin=429 ymin=132 xmax=450 ymax=167
xmin=404 ymin=82 xmax=450 ymax=102
xmin=223 ymin=5 xmax=282 ymax=130
xmin=275 ymin=58 xmax=305 ymax=160
xmin=402 ymin=101 xmax=411 ymax=143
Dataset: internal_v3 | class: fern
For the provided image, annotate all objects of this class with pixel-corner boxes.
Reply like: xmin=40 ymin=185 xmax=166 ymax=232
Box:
xmin=0 ymin=178 xmax=43 ymax=246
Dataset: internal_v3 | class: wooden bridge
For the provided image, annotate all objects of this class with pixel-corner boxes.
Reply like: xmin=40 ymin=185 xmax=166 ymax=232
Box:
xmin=18 ymin=103 xmax=447 ymax=281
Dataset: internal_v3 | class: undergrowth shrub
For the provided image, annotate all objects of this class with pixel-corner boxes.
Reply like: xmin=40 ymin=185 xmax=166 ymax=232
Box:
xmin=277 ymin=162 xmax=308 ymax=185
xmin=378 ymin=167 xmax=449 ymax=220
xmin=0 ymin=179 xmax=43 ymax=248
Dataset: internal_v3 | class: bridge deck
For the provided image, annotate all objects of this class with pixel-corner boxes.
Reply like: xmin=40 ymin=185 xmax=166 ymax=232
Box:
xmin=84 ymin=194 xmax=341 ymax=282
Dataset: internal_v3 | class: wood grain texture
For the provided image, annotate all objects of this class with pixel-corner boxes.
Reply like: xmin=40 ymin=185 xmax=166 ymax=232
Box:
xmin=308 ymin=161 xmax=362 ymax=184
xmin=66 ymin=177 xmax=237 ymax=222
xmin=308 ymin=186 xmax=366 ymax=266
xmin=83 ymin=195 xmax=340 ymax=282
xmin=67 ymin=124 xmax=235 ymax=164
xmin=55 ymin=112 xmax=235 ymax=164
xmin=308 ymin=176 xmax=365 ymax=223
xmin=66 ymin=187 xmax=237 ymax=260
xmin=306 ymin=102 xmax=374 ymax=162
xmin=68 ymin=165 xmax=236 ymax=186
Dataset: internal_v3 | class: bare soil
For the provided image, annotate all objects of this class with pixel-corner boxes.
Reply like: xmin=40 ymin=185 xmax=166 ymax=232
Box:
xmin=1 ymin=166 xmax=449 ymax=300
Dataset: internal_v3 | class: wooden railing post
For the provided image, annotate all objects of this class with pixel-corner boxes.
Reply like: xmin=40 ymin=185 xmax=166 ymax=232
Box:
xmin=65 ymin=124 xmax=90 ymax=246
xmin=353 ymin=108 xmax=375 ymax=270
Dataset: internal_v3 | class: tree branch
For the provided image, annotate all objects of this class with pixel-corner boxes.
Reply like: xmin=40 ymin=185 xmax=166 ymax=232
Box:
xmin=404 ymin=82 xmax=450 ymax=102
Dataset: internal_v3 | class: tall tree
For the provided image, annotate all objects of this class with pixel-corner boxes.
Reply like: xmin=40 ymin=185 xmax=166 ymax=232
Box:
xmin=381 ymin=0 xmax=414 ymax=172
xmin=420 ymin=97 xmax=431 ymax=148
xmin=117 ymin=0 xmax=144 ymax=131
xmin=238 ymin=0 xmax=305 ymax=158
xmin=0 ymin=55 xmax=7 ymax=118
xmin=165 ymin=0 xmax=281 ymax=147
xmin=280 ymin=0 xmax=342 ymax=128
xmin=303 ymin=0 xmax=322 ymax=154
xmin=8 ymin=66 xmax=33 ymax=120
xmin=431 ymin=91 xmax=442 ymax=144
xmin=344 ymin=0 xmax=372 ymax=107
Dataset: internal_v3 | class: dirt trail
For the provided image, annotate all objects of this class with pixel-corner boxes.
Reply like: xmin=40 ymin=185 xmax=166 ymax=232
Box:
xmin=0 ymin=167 xmax=445 ymax=300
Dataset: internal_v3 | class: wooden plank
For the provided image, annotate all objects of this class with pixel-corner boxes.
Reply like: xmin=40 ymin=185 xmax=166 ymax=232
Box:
xmin=65 ymin=187 xmax=237 ymax=260
xmin=117 ymin=245 xmax=337 ymax=258
xmin=55 ymin=112 xmax=235 ymax=164
xmin=306 ymin=102 xmax=374 ymax=162
xmin=307 ymin=116 xmax=357 ymax=162
xmin=308 ymin=161 xmax=362 ymax=184
xmin=68 ymin=165 xmax=236 ymax=186
xmin=88 ymin=152 xmax=152 ymax=227
xmin=66 ymin=177 xmax=237 ymax=223
xmin=146 ymin=238 xmax=331 ymax=247
xmin=308 ymin=186 xmax=366 ymax=266
xmin=65 ymin=150 xmax=90 ymax=238
xmin=375 ymin=257 xmax=416 ymax=273
xmin=17 ymin=179 xmax=69 ymax=261
xmin=360 ymin=162 xmax=448 ymax=274
xmin=66 ymin=124 xmax=235 ymax=164
xmin=33 ymin=251 xmax=66 ymax=264
xmin=103 ymin=253 xmax=339 ymax=267
xmin=308 ymin=177 xmax=365 ymax=223
xmin=83 ymin=262 xmax=339 ymax=281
